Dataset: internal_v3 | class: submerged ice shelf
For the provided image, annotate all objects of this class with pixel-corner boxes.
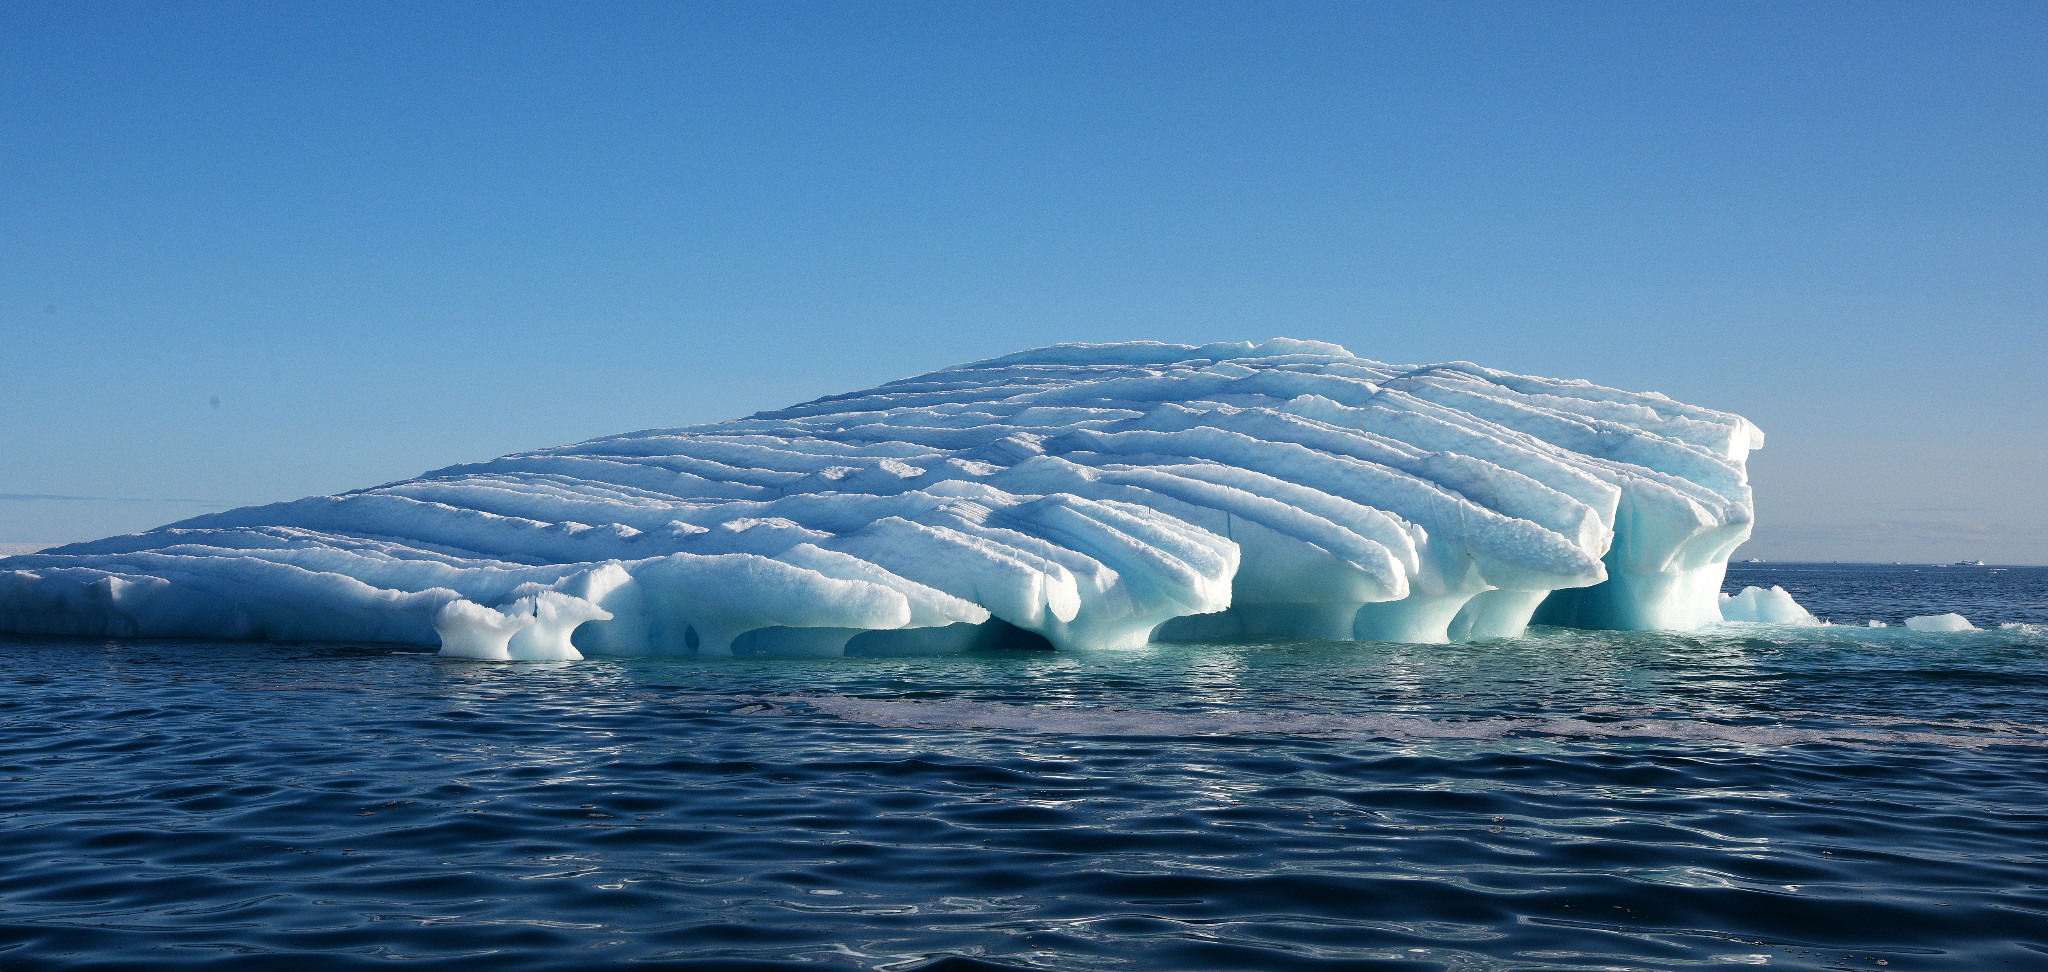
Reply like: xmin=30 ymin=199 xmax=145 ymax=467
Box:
xmin=1 ymin=339 xmax=1770 ymax=659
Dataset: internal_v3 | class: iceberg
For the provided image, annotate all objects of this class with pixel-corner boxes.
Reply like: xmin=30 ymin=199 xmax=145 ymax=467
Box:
xmin=1717 ymin=585 xmax=1821 ymax=625
xmin=0 ymin=339 xmax=1768 ymax=657
xmin=1905 ymin=613 xmax=1977 ymax=633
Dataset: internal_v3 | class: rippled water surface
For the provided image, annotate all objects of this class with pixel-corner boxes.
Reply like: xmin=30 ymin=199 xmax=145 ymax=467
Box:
xmin=3 ymin=564 xmax=2046 ymax=970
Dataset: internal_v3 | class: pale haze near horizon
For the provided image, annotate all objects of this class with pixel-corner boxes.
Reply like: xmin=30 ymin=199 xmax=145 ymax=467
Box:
xmin=3 ymin=3 xmax=2044 ymax=564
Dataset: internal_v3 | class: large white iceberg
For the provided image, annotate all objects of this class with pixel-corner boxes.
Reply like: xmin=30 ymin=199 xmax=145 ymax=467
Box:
xmin=0 ymin=339 xmax=1766 ymax=658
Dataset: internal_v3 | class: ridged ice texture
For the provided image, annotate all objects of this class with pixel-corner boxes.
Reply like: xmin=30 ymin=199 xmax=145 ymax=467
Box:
xmin=0 ymin=339 xmax=1764 ymax=657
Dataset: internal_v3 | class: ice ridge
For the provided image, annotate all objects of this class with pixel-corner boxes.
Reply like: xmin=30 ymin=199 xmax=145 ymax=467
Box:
xmin=0 ymin=339 xmax=1766 ymax=658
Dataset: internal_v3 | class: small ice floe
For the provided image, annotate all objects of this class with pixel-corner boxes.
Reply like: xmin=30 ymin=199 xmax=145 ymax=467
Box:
xmin=1904 ymin=613 xmax=1977 ymax=633
xmin=1718 ymin=585 xmax=1820 ymax=625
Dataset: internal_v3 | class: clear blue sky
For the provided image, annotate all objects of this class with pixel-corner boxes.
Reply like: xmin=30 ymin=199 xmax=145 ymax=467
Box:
xmin=4 ymin=1 xmax=2044 ymax=563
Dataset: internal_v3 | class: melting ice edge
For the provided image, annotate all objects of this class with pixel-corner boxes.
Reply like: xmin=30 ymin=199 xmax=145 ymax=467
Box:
xmin=2 ymin=338 xmax=1878 ymax=659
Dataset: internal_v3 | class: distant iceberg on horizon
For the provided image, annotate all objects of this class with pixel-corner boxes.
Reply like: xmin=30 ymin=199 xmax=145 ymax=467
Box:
xmin=0 ymin=339 xmax=1768 ymax=658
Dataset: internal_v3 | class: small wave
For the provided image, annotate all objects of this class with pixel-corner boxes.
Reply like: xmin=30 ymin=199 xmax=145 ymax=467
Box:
xmin=792 ymin=696 xmax=2048 ymax=750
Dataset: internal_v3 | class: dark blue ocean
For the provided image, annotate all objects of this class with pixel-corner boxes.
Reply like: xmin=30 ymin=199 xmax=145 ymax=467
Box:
xmin=3 ymin=563 xmax=2045 ymax=970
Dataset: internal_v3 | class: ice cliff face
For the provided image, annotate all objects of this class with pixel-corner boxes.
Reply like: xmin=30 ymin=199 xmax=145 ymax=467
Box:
xmin=0 ymin=339 xmax=1764 ymax=658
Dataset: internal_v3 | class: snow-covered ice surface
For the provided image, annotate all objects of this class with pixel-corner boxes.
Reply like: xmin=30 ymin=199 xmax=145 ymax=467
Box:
xmin=0 ymin=339 xmax=1770 ymax=658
